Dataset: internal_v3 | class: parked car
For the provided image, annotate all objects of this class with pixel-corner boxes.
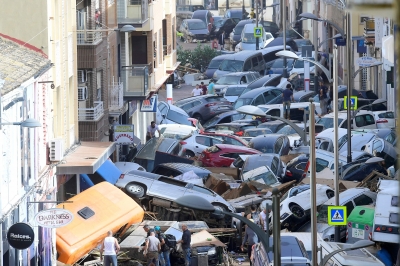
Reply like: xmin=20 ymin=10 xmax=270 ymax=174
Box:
xmin=204 ymin=54 xmax=232 ymax=79
xmin=214 ymin=71 xmax=260 ymax=96
xmin=200 ymin=131 xmax=249 ymax=146
xmin=282 ymin=154 xmax=309 ymax=183
xmin=241 ymin=165 xmax=281 ymax=190
xmin=267 ymin=58 xmax=296 ymax=75
xmin=293 ymin=90 xmax=317 ymax=102
xmin=156 ymin=101 xmax=192 ymax=126
xmin=205 ymin=122 xmax=257 ymax=136
xmin=213 ymin=18 xmax=240 ymax=37
xmin=373 ymin=110 xmax=395 ymax=129
xmin=257 ymin=120 xmax=287 ymax=133
xmin=260 ymin=45 xmax=292 ymax=67
xmin=235 ymin=24 xmax=274 ymax=51
xmin=271 ymin=184 xmax=335 ymax=231
xmin=176 ymin=11 xmax=194 ymax=31
xmin=177 ymin=5 xmax=205 ymax=12
xmin=152 ymin=163 xmax=211 ymax=179
xmin=242 ymin=128 xmax=273 ymax=141
xmin=353 ymin=128 xmax=397 ymax=146
xmin=202 ymin=110 xmax=245 ymax=128
xmin=260 ymin=20 xmax=280 ymax=37
xmin=298 ymin=188 xmax=377 ymax=242
xmin=180 ymin=134 xmax=224 ymax=157
xmin=255 ymin=101 xmax=322 ymax=122
xmin=115 ymin=162 xmax=146 ymax=173
xmin=233 ymin=87 xmax=283 ymax=109
xmin=199 ymin=144 xmax=261 ymax=167
xmin=340 ymin=159 xmax=386 ymax=181
xmin=248 ymin=134 xmax=291 ymax=156
xmin=276 ymin=123 xmax=325 ymax=147
xmin=192 ymin=10 xmax=214 ymax=32
xmin=363 ymin=137 xmax=397 ymax=167
xmin=223 ymin=84 xmax=250 ymax=103
xmin=266 ymin=37 xmax=299 ymax=52
xmin=316 ymin=110 xmax=377 ymax=130
xmin=116 ymin=170 xmax=236 ymax=213
xmin=293 ymin=39 xmax=314 ymax=50
xmin=174 ymin=95 xmax=232 ymax=124
xmin=290 ymin=56 xmax=317 ymax=76
xmin=241 ymin=153 xmax=285 ymax=179
xmin=246 ymin=74 xmax=290 ymax=90
xmin=179 ymin=19 xmax=210 ymax=42
xmin=157 ymin=124 xmax=198 ymax=140
xmin=224 ymin=8 xmax=246 ymax=19
xmin=229 ymin=19 xmax=256 ymax=50
xmin=336 ymin=85 xmax=379 ymax=99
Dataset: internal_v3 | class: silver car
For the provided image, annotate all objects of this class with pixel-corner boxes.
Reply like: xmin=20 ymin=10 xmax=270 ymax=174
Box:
xmin=115 ymin=170 xmax=236 ymax=213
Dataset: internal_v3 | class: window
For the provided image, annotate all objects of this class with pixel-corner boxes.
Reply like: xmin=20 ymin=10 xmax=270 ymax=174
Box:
xmin=355 ymin=116 xmax=366 ymax=127
xmin=243 ymin=60 xmax=252 ymax=71
xmin=211 ymin=138 xmax=223 ymax=145
xmin=386 ymin=132 xmax=396 ymax=145
xmin=257 ymin=55 xmax=263 ymax=63
xmin=158 ymin=102 xmax=167 ymax=115
xmin=159 ymin=176 xmax=186 ymax=187
xmin=263 ymin=91 xmax=275 ymax=103
xmin=353 ymin=194 xmax=374 ymax=206
xmin=372 ymin=139 xmax=383 ymax=154
xmin=365 ymin=114 xmax=375 ymax=125
xmin=240 ymin=76 xmax=247 ymax=84
xmin=252 ymin=57 xmax=259 ymax=67
xmin=181 ymin=102 xmax=194 ymax=112
xmin=267 ymin=109 xmax=280 ymax=117
xmin=271 ymin=157 xmax=279 ymax=174
xmin=391 ymin=196 xmax=398 ymax=207
xmin=389 ymin=213 xmax=398 ymax=224
xmin=274 ymin=138 xmax=283 ymax=154
xmin=315 ymin=158 xmax=329 ymax=172
xmin=379 ymin=111 xmax=395 ymax=119
xmin=195 ymin=136 xmax=211 ymax=146
xmin=295 ymin=162 xmax=307 ymax=171
xmin=344 ymin=201 xmax=355 ymax=216
xmin=266 ymin=78 xmax=280 ymax=87
xmin=254 ymin=95 xmax=265 ymax=105
xmin=340 ymin=119 xmax=348 ymax=128
xmin=191 ymin=185 xmax=215 ymax=196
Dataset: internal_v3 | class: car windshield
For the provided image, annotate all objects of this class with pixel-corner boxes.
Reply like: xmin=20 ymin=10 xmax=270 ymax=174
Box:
xmin=243 ymin=166 xmax=278 ymax=186
xmin=244 ymin=129 xmax=271 ymax=137
xmin=294 ymin=60 xmax=315 ymax=68
xmin=219 ymin=60 xmax=244 ymax=71
xmin=277 ymin=125 xmax=297 ymax=135
xmin=167 ymin=110 xmax=192 ymax=125
xmin=295 ymin=39 xmax=311 ymax=47
xmin=242 ymin=32 xmax=260 ymax=43
xmin=216 ymin=76 xmax=241 ymax=85
xmin=317 ymin=117 xmax=343 ymax=129
xmin=208 ymin=59 xmax=224 ymax=69
xmin=188 ymin=21 xmax=207 ymax=30
xmin=225 ymin=86 xmax=247 ymax=96
xmin=234 ymin=25 xmax=245 ymax=35
xmin=233 ymin=98 xmax=252 ymax=109
xmin=316 ymin=158 xmax=329 ymax=172
xmin=317 ymin=204 xmax=329 ymax=223
xmin=203 ymin=116 xmax=222 ymax=128
xmin=242 ymin=156 xmax=271 ymax=174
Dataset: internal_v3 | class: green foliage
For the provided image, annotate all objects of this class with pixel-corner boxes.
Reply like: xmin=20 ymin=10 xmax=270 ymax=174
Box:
xmin=177 ymin=43 xmax=221 ymax=70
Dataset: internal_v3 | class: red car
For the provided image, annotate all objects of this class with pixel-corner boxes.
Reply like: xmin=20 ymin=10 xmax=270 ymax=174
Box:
xmin=200 ymin=132 xmax=249 ymax=147
xmin=199 ymin=144 xmax=261 ymax=167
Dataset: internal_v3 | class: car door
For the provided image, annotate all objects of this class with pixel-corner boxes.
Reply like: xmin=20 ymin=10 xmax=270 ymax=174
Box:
xmin=149 ymin=176 xmax=187 ymax=199
xmin=363 ymin=114 xmax=376 ymax=129
xmin=194 ymin=136 xmax=223 ymax=154
xmin=262 ymin=90 xmax=275 ymax=104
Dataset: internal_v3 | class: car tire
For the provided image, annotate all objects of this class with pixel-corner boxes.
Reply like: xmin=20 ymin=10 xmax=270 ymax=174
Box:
xmin=185 ymin=150 xmax=195 ymax=158
xmin=193 ymin=114 xmax=203 ymax=124
xmin=125 ymin=183 xmax=146 ymax=198
xmin=289 ymin=203 xmax=305 ymax=218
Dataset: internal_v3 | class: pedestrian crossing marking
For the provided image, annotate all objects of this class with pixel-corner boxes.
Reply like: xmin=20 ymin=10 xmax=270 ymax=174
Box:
xmin=332 ymin=210 xmax=343 ymax=221
xmin=254 ymin=27 xmax=262 ymax=37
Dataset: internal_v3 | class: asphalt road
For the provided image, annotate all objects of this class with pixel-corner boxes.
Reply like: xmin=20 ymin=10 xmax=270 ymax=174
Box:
xmin=177 ymin=38 xmax=233 ymax=51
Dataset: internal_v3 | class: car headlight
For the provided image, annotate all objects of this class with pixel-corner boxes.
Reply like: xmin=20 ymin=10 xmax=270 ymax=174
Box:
xmin=207 ymin=247 xmax=216 ymax=255
xmin=280 ymin=212 xmax=289 ymax=220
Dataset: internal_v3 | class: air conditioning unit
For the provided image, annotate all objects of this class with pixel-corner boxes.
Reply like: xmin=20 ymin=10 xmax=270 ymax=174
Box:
xmin=77 ymin=70 xmax=87 ymax=83
xmin=49 ymin=138 xmax=64 ymax=161
xmin=78 ymin=86 xmax=88 ymax=101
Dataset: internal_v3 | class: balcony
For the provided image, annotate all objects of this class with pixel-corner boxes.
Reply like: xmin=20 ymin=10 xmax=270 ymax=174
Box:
xmin=122 ymin=64 xmax=153 ymax=99
xmin=109 ymin=81 xmax=124 ymax=111
xmin=77 ymin=29 xmax=103 ymax=45
xmin=163 ymin=44 xmax=172 ymax=60
xmin=78 ymin=101 xmax=104 ymax=121
xmin=118 ymin=0 xmax=149 ymax=26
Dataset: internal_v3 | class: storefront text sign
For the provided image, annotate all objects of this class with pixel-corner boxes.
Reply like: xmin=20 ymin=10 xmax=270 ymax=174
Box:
xmin=34 ymin=208 xmax=73 ymax=228
xmin=113 ymin=125 xmax=135 ymax=143
xmin=7 ymin=223 xmax=35 ymax=249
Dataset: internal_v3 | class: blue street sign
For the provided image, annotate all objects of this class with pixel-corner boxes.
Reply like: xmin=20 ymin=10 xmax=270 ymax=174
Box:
xmin=357 ymin=40 xmax=367 ymax=53
xmin=328 ymin=206 xmax=347 ymax=225
xmin=254 ymin=27 xmax=263 ymax=37
xmin=335 ymin=37 xmax=346 ymax=46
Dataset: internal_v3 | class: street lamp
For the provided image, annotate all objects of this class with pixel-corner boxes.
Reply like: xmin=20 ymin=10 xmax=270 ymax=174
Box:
xmin=318 ymin=33 xmax=342 ymax=49
xmin=0 ymin=118 xmax=42 ymax=128
xmin=298 ymin=12 xmax=346 ymax=39
xmin=319 ymin=240 xmax=375 ymax=266
xmin=352 ymin=62 xmax=383 ymax=79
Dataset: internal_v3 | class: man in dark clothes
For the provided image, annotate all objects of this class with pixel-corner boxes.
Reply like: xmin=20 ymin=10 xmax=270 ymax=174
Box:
xmin=282 ymin=84 xmax=294 ymax=119
xmin=177 ymin=223 xmax=191 ymax=266
xmin=218 ymin=31 xmax=225 ymax=50
xmin=200 ymin=82 xmax=207 ymax=95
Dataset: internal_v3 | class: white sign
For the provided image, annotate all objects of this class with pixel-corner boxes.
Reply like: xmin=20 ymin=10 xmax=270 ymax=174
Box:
xmin=113 ymin=125 xmax=134 ymax=143
xmin=375 ymin=18 xmax=384 ymax=48
xmin=140 ymin=95 xmax=158 ymax=112
xmin=34 ymin=208 xmax=73 ymax=228
xmin=357 ymin=56 xmax=380 ymax=67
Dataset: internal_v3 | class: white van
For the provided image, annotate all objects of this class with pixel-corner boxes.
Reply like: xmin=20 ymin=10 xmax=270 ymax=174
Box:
xmin=257 ymin=102 xmax=322 ymax=122
xmin=235 ymin=23 xmax=274 ymax=51
xmin=372 ymin=180 xmax=399 ymax=244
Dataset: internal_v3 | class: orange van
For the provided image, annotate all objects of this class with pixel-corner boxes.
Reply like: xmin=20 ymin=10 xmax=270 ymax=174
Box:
xmin=56 ymin=182 xmax=144 ymax=264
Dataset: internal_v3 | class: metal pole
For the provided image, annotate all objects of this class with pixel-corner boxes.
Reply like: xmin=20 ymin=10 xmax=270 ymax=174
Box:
xmin=272 ymin=188 xmax=281 ymax=266
xmin=309 ymin=100 xmax=318 ymax=266
xmin=281 ymin=0 xmax=287 ymax=78
xmin=226 ymin=0 xmax=229 ymax=11
xmin=256 ymin=1 xmax=259 ymax=50
xmin=260 ymin=0 xmax=264 ymax=26
xmin=313 ymin=7 xmax=319 ymax=94
xmin=333 ymin=45 xmax=340 ymax=242
xmin=346 ymin=12 xmax=352 ymax=163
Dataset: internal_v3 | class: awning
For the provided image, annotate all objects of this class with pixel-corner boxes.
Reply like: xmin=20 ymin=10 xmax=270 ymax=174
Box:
xmin=56 ymin=142 xmax=116 ymax=175
xmin=79 ymin=160 xmax=122 ymax=191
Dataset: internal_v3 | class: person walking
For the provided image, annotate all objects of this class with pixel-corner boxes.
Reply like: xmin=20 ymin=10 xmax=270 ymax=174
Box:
xmin=259 ymin=200 xmax=272 ymax=233
xmin=246 ymin=205 xmax=261 ymax=228
xmin=100 ymin=230 xmax=120 ymax=266
xmin=207 ymin=80 xmax=215 ymax=95
xmin=155 ymin=226 xmax=171 ymax=266
xmin=191 ymin=84 xmax=203 ymax=96
xmin=146 ymin=121 xmax=161 ymax=142
xmin=240 ymin=219 xmax=259 ymax=266
xmin=145 ymin=231 xmax=161 ymax=266
xmin=282 ymin=84 xmax=294 ymax=119
xmin=211 ymin=37 xmax=218 ymax=50
xmin=218 ymin=31 xmax=225 ymax=50
xmin=200 ymin=82 xmax=208 ymax=96
xmin=177 ymin=223 xmax=191 ymax=266
xmin=318 ymin=81 xmax=328 ymax=115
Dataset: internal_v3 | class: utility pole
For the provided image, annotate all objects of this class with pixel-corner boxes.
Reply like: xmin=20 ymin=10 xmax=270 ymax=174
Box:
xmin=313 ymin=3 xmax=319 ymax=94
xmin=346 ymin=11 xmax=352 ymax=163
xmin=256 ymin=0 xmax=259 ymax=50
xmin=280 ymin=0 xmax=287 ymax=77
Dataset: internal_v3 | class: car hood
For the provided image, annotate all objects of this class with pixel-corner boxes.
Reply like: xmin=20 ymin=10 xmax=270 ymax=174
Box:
xmin=298 ymin=222 xmax=334 ymax=239
xmin=213 ymin=70 xmax=232 ymax=80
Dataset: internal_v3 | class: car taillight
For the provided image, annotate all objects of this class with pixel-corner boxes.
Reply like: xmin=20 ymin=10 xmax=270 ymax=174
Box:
xmin=376 ymin=119 xmax=388 ymax=123
xmin=302 ymin=161 xmax=310 ymax=178
xmin=235 ymin=131 xmax=244 ymax=136
xmin=205 ymin=103 xmax=217 ymax=107
xmin=119 ymin=174 xmax=125 ymax=179
xmin=286 ymin=170 xmax=293 ymax=177
xmin=180 ymin=141 xmax=187 ymax=145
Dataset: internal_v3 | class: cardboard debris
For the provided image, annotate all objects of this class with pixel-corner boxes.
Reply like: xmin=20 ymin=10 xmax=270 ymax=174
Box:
xmin=260 ymin=180 xmax=296 ymax=195
xmin=204 ymin=174 xmax=232 ymax=195
xmin=222 ymin=183 xmax=253 ymax=200
xmin=190 ymin=230 xmax=226 ymax=248
xmin=204 ymin=167 xmax=240 ymax=180
xmin=280 ymin=153 xmax=304 ymax=164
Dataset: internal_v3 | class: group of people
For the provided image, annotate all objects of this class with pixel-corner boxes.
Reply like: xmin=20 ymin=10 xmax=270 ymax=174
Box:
xmin=191 ymin=81 xmax=215 ymax=96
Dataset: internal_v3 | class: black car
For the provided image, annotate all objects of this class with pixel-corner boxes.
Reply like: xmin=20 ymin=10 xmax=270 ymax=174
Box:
xmin=246 ymin=74 xmax=284 ymax=90
xmin=203 ymin=110 xmax=245 ymax=128
xmin=266 ymin=37 xmax=299 ymax=52
xmin=340 ymin=159 xmax=386 ymax=182
xmin=248 ymin=134 xmax=291 ymax=156
xmin=241 ymin=153 xmax=284 ymax=179
xmin=152 ymin=163 xmax=211 ymax=179
xmin=213 ymin=18 xmax=240 ymax=37
xmin=179 ymin=19 xmax=210 ymax=42
xmin=229 ymin=19 xmax=256 ymax=50
xmin=282 ymin=154 xmax=308 ymax=183
xmin=257 ymin=120 xmax=287 ymax=133
xmin=224 ymin=8 xmax=246 ymax=19
xmin=260 ymin=20 xmax=280 ymax=37
xmin=293 ymin=90 xmax=317 ymax=102
xmin=337 ymin=85 xmax=379 ymax=99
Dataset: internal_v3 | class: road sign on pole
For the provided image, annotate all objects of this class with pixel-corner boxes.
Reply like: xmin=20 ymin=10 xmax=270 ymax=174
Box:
xmin=328 ymin=206 xmax=347 ymax=225
xmin=343 ymin=96 xmax=358 ymax=110
xmin=254 ymin=27 xmax=263 ymax=37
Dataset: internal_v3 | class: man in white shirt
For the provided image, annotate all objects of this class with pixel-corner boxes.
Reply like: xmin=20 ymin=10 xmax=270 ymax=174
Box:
xmin=191 ymin=85 xmax=203 ymax=96
xmin=146 ymin=121 xmax=161 ymax=142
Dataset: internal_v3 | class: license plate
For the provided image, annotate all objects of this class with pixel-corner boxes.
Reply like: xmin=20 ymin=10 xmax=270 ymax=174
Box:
xmin=218 ymin=106 xmax=229 ymax=110
xmin=352 ymin=228 xmax=365 ymax=239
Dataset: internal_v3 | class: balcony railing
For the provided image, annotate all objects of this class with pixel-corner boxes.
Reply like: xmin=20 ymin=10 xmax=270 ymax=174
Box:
xmin=122 ymin=64 xmax=152 ymax=97
xmin=109 ymin=81 xmax=124 ymax=110
xmin=118 ymin=0 xmax=148 ymax=24
xmin=77 ymin=30 xmax=103 ymax=45
xmin=78 ymin=101 xmax=104 ymax=121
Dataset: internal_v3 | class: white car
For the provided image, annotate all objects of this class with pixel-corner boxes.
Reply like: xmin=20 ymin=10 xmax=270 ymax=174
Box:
xmin=317 ymin=110 xmax=377 ymax=130
xmin=373 ymin=110 xmax=395 ymax=129
xmin=156 ymin=124 xmax=199 ymax=139
xmin=235 ymin=24 xmax=274 ymax=52
xmin=269 ymin=184 xmax=334 ymax=232
xmin=290 ymin=57 xmax=316 ymax=75
xmin=181 ymin=134 xmax=224 ymax=157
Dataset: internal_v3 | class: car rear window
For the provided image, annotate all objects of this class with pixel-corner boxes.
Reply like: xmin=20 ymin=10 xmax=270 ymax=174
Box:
xmin=378 ymin=111 xmax=394 ymax=119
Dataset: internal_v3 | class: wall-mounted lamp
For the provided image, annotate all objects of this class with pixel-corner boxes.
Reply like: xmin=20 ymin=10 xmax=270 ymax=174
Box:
xmin=0 ymin=118 xmax=42 ymax=128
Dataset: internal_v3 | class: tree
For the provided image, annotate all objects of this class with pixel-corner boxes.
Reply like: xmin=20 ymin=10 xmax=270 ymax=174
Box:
xmin=177 ymin=43 xmax=221 ymax=71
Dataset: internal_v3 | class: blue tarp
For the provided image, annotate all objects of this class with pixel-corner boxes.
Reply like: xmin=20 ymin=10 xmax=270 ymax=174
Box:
xmin=79 ymin=160 xmax=122 ymax=191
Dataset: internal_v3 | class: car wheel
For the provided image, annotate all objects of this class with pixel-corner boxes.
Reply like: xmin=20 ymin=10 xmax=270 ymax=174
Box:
xmin=326 ymin=190 xmax=334 ymax=199
xmin=185 ymin=150 xmax=195 ymax=158
xmin=289 ymin=203 xmax=305 ymax=218
xmin=193 ymin=114 xmax=203 ymax=124
xmin=125 ymin=183 xmax=145 ymax=198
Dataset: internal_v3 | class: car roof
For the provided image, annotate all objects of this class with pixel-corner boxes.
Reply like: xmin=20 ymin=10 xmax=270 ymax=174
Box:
xmin=267 ymin=236 xmax=305 ymax=259
xmin=211 ymin=54 xmax=234 ymax=61
xmin=258 ymin=102 xmax=320 ymax=109
xmin=250 ymin=133 xmax=284 ymax=143
xmin=192 ymin=10 xmax=208 ymax=15
xmin=238 ymin=86 xmax=279 ymax=98
xmin=185 ymin=18 xmax=205 ymax=23
xmin=322 ymin=109 xmax=374 ymax=118
xmin=157 ymin=163 xmax=211 ymax=174
xmin=217 ymin=122 xmax=253 ymax=126
xmin=226 ymin=50 xmax=263 ymax=60
xmin=214 ymin=143 xmax=259 ymax=152
xmin=323 ymin=188 xmax=373 ymax=205
xmin=260 ymin=120 xmax=286 ymax=125
xmin=247 ymin=74 xmax=282 ymax=89
xmin=236 ymin=19 xmax=256 ymax=26
xmin=222 ymin=71 xmax=257 ymax=77
xmin=212 ymin=110 xmax=240 ymax=118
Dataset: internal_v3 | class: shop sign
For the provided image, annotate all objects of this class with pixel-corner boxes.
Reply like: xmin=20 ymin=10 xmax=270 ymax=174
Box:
xmin=113 ymin=124 xmax=135 ymax=143
xmin=34 ymin=208 xmax=74 ymax=228
xmin=7 ymin=223 xmax=35 ymax=250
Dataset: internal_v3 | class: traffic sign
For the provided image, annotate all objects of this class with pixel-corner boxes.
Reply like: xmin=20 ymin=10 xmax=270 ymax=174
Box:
xmin=328 ymin=206 xmax=347 ymax=225
xmin=357 ymin=56 xmax=380 ymax=67
xmin=254 ymin=27 xmax=263 ymax=37
xmin=343 ymin=96 xmax=358 ymax=110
